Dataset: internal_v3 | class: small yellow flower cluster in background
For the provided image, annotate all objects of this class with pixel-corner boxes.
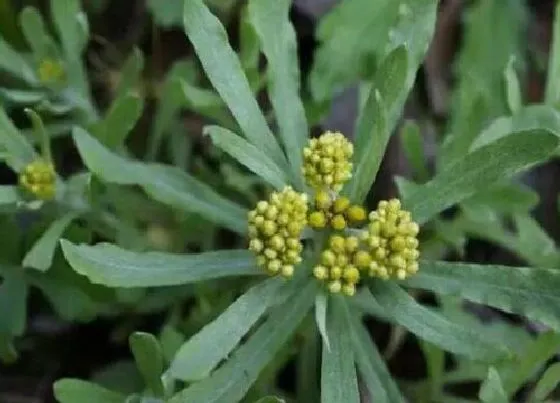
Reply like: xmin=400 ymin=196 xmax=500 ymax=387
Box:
xmin=37 ymin=58 xmax=65 ymax=84
xmin=302 ymin=131 xmax=353 ymax=193
xmin=308 ymin=190 xmax=366 ymax=231
xmin=363 ymin=199 xmax=420 ymax=280
xmin=19 ymin=159 xmax=56 ymax=200
xmin=248 ymin=186 xmax=308 ymax=278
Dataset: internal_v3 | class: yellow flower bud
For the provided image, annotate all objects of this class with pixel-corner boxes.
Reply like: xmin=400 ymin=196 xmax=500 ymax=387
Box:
xmin=331 ymin=214 xmax=346 ymax=230
xmin=19 ymin=159 xmax=56 ymax=200
xmin=342 ymin=284 xmax=356 ymax=296
xmin=281 ymin=265 xmax=294 ymax=277
xmin=353 ymin=251 xmax=371 ymax=268
xmin=343 ymin=266 xmax=360 ymax=283
xmin=329 ymin=235 xmax=346 ymax=253
xmin=330 ymin=266 xmax=342 ymax=279
xmin=315 ymin=190 xmax=332 ymax=210
xmin=346 ymin=205 xmax=366 ymax=222
xmin=321 ymin=250 xmax=336 ymax=266
xmin=309 ymin=211 xmax=327 ymax=228
xmin=328 ymin=280 xmax=342 ymax=294
xmin=314 ymin=265 xmax=329 ymax=280
xmin=333 ymin=197 xmax=350 ymax=213
xmin=344 ymin=236 xmax=359 ymax=252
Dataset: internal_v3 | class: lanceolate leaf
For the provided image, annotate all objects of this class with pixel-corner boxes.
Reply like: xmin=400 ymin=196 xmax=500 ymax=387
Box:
xmin=0 ymin=36 xmax=36 ymax=84
xmin=129 ymin=332 xmax=165 ymax=396
xmin=60 ymin=240 xmax=260 ymax=288
xmin=546 ymin=0 xmax=560 ymax=105
xmin=205 ymin=126 xmax=288 ymax=189
xmin=183 ymin=0 xmax=287 ymax=170
xmin=479 ymin=368 xmax=508 ymax=403
xmin=169 ymin=281 xmax=316 ymax=403
xmin=54 ymin=379 xmax=125 ymax=403
xmin=73 ymin=127 xmax=247 ymax=234
xmin=405 ymin=261 xmax=560 ymax=332
xmin=23 ymin=212 xmax=79 ymax=272
xmin=344 ymin=46 xmax=402 ymax=203
xmin=0 ymin=186 xmax=19 ymax=208
xmin=248 ymin=0 xmax=308 ymax=187
xmin=344 ymin=303 xmax=405 ymax=403
xmin=534 ymin=362 xmax=560 ymax=401
xmin=404 ymin=130 xmax=559 ymax=224
xmin=0 ymin=107 xmax=36 ymax=171
xmin=368 ymin=282 xmax=510 ymax=360
xmin=321 ymin=297 xmax=359 ymax=403
xmin=169 ymin=277 xmax=290 ymax=381
xmin=0 ymin=269 xmax=28 ymax=336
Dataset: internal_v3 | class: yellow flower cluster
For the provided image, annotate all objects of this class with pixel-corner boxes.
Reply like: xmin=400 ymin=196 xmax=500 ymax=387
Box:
xmin=37 ymin=58 xmax=65 ymax=84
xmin=362 ymin=199 xmax=420 ymax=280
xmin=312 ymin=199 xmax=420 ymax=294
xmin=313 ymin=235 xmax=370 ymax=296
xmin=308 ymin=190 xmax=366 ymax=230
xmin=248 ymin=186 xmax=308 ymax=277
xmin=19 ymin=159 xmax=56 ymax=200
xmin=302 ymin=131 xmax=353 ymax=192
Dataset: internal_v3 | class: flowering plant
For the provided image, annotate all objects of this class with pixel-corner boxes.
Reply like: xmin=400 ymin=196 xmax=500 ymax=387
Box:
xmin=0 ymin=0 xmax=560 ymax=401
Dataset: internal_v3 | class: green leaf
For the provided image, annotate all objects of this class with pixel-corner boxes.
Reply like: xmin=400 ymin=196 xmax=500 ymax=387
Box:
xmin=479 ymin=368 xmax=508 ymax=403
xmin=0 ymin=88 xmax=46 ymax=104
xmin=462 ymin=183 xmax=539 ymax=214
xmin=93 ymin=92 xmax=144 ymax=149
xmin=404 ymin=130 xmax=559 ymax=224
xmin=129 ymin=332 xmax=165 ymax=396
xmin=20 ymin=6 xmax=57 ymax=60
xmin=23 ymin=212 xmax=79 ymax=272
xmin=344 ymin=304 xmax=405 ymax=403
xmin=54 ymin=379 xmax=125 ymax=403
xmin=504 ymin=57 xmax=522 ymax=113
xmin=405 ymin=261 xmax=560 ymax=332
xmin=0 ymin=107 xmax=37 ymax=170
xmin=546 ymin=1 xmax=560 ymax=105
xmin=115 ymin=48 xmax=144 ymax=100
xmin=400 ymin=120 xmax=429 ymax=180
xmin=169 ymin=281 xmax=316 ymax=403
xmin=0 ymin=269 xmax=28 ymax=336
xmin=444 ymin=0 xmax=526 ymax=164
xmin=0 ymin=186 xmax=20 ymax=208
xmin=315 ymin=292 xmax=330 ymax=350
xmin=248 ymin=0 xmax=307 ymax=187
xmin=368 ymin=282 xmax=510 ymax=360
xmin=343 ymin=47 xmax=401 ymax=203
xmin=309 ymin=0 xmax=399 ymax=100
xmin=0 ymin=36 xmax=36 ymax=83
xmin=499 ymin=331 xmax=560 ymax=396
xmin=50 ymin=0 xmax=88 ymax=55
xmin=204 ymin=126 xmax=287 ymax=189
xmin=534 ymin=362 xmax=560 ymax=401
xmin=170 ymin=277 xmax=289 ymax=381
xmin=183 ymin=0 xmax=287 ymax=170
xmin=61 ymin=240 xmax=260 ymax=288
xmin=321 ymin=297 xmax=359 ymax=403
xmin=73 ymin=127 xmax=247 ymax=234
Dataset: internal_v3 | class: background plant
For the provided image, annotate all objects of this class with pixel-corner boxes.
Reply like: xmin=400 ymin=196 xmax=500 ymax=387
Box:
xmin=0 ymin=0 xmax=559 ymax=402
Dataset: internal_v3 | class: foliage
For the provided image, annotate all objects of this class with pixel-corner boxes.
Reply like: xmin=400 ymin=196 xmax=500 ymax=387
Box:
xmin=0 ymin=0 xmax=558 ymax=402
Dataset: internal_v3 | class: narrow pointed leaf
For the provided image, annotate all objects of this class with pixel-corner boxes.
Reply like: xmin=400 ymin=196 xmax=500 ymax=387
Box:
xmin=321 ymin=297 xmax=359 ymax=403
xmin=405 ymin=261 xmax=560 ymax=332
xmin=129 ymin=332 xmax=165 ymax=396
xmin=93 ymin=92 xmax=144 ymax=149
xmin=73 ymin=127 xmax=247 ymax=234
xmin=534 ymin=362 xmax=560 ymax=401
xmin=50 ymin=0 xmax=87 ymax=55
xmin=183 ymin=0 xmax=286 ymax=169
xmin=248 ymin=0 xmax=307 ymax=186
xmin=0 ymin=186 xmax=20 ymax=208
xmin=0 ymin=37 xmax=36 ymax=83
xmin=0 ymin=107 xmax=36 ymax=170
xmin=20 ymin=6 xmax=56 ymax=59
xmin=54 ymin=379 xmax=125 ymax=403
xmin=404 ymin=130 xmax=559 ymax=224
xmin=344 ymin=303 xmax=405 ymax=403
xmin=169 ymin=281 xmax=316 ymax=403
xmin=205 ymin=126 xmax=287 ymax=189
xmin=368 ymin=282 xmax=510 ymax=360
xmin=315 ymin=292 xmax=330 ymax=350
xmin=479 ymin=368 xmax=508 ymax=403
xmin=23 ymin=212 xmax=79 ymax=271
xmin=60 ymin=240 xmax=260 ymax=288
xmin=504 ymin=58 xmax=522 ymax=113
xmin=170 ymin=277 xmax=289 ymax=381
xmin=115 ymin=48 xmax=144 ymax=99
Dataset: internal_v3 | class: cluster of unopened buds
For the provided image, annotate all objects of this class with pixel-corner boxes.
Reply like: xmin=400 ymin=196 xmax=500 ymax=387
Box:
xmin=19 ymin=159 xmax=56 ymax=200
xmin=248 ymin=131 xmax=420 ymax=297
